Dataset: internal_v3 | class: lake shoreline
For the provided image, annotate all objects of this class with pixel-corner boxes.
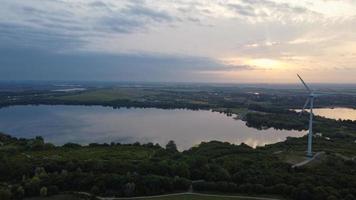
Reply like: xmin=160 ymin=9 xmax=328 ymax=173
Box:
xmin=0 ymin=105 xmax=306 ymax=150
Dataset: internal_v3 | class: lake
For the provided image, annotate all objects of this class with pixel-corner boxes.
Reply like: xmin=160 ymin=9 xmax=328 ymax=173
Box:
xmin=0 ymin=105 xmax=306 ymax=150
xmin=296 ymin=107 xmax=356 ymax=121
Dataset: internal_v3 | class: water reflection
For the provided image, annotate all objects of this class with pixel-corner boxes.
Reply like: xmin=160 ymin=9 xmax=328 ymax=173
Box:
xmin=0 ymin=105 xmax=306 ymax=150
xmin=296 ymin=107 xmax=356 ymax=121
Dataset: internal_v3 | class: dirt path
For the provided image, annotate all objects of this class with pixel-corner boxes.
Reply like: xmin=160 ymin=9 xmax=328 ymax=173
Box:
xmin=292 ymin=151 xmax=325 ymax=168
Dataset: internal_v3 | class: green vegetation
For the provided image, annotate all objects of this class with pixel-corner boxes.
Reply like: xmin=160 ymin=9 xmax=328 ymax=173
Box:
xmin=55 ymin=88 xmax=158 ymax=102
xmin=24 ymin=193 xmax=276 ymax=200
xmin=25 ymin=145 xmax=155 ymax=161
xmin=1 ymin=133 xmax=356 ymax=200
xmin=1 ymin=84 xmax=356 ymax=200
xmin=25 ymin=194 xmax=90 ymax=200
xmin=118 ymin=193 xmax=275 ymax=200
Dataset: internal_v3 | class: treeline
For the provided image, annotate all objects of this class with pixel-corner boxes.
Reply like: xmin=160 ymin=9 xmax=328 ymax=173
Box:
xmin=248 ymin=104 xmax=295 ymax=114
xmin=0 ymin=170 xmax=190 ymax=199
xmin=1 ymin=136 xmax=356 ymax=199
xmin=245 ymin=111 xmax=356 ymax=139
xmin=245 ymin=112 xmax=308 ymax=131
xmin=0 ymin=97 xmax=214 ymax=111
xmin=193 ymin=181 xmax=356 ymax=200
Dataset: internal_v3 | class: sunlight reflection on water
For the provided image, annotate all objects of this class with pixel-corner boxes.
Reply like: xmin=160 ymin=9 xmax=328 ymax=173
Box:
xmin=296 ymin=107 xmax=356 ymax=121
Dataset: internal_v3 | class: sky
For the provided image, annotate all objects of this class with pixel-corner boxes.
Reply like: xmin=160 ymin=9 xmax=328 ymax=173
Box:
xmin=1 ymin=0 xmax=356 ymax=83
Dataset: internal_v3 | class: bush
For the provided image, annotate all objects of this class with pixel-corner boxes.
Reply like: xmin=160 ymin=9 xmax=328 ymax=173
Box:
xmin=0 ymin=188 xmax=11 ymax=200
xmin=63 ymin=143 xmax=82 ymax=148
xmin=173 ymin=177 xmax=191 ymax=191
xmin=12 ymin=185 xmax=24 ymax=199
xmin=47 ymin=185 xmax=59 ymax=196
xmin=40 ymin=187 xmax=48 ymax=197
xmin=90 ymin=185 xmax=100 ymax=195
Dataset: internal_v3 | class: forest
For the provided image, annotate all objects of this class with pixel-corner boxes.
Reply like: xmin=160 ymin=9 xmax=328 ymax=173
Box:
xmin=1 ymin=84 xmax=356 ymax=200
xmin=1 ymin=133 xmax=356 ymax=200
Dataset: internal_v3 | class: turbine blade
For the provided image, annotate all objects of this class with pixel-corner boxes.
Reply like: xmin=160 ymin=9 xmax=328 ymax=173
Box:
xmin=297 ymin=74 xmax=311 ymax=93
xmin=299 ymin=98 xmax=310 ymax=116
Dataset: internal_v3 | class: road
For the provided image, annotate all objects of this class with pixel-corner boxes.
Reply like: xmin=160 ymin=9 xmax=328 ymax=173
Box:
xmin=292 ymin=151 xmax=325 ymax=168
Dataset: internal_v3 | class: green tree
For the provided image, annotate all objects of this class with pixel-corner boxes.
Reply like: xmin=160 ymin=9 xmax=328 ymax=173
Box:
xmin=91 ymin=185 xmax=100 ymax=196
xmin=344 ymin=194 xmax=356 ymax=200
xmin=124 ymin=182 xmax=136 ymax=197
xmin=24 ymin=176 xmax=40 ymax=196
xmin=47 ymin=185 xmax=59 ymax=196
xmin=12 ymin=186 xmax=24 ymax=199
xmin=165 ymin=140 xmax=178 ymax=153
xmin=40 ymin=187 xmax=47 ymax=197
xmin=176 ymin=162 xmax=190 ymax=178
xmin=0 ymin=188 xmax=11 ymax=200
xmin=327 ymin=195 xmax=338 ymax=200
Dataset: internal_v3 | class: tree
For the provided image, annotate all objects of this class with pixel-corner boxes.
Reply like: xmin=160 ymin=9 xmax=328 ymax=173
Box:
xmin=12 ymin=186 xmax=24 ymax=199
xmin=344 ymin=194 xmax=356 ymax=200
xmin=173 ymin=177 xmax=191 ymax=191
xmin=63 ymin=143 xmax=81 ymax=148
xmin=24 ymin=176 xmax=40 ymax=196
xmin=40 ymin=187 xmax=48 ymax=197
xmin=47 ymin=185 xmax=59 ymax=196
xmin=124 ymin=182 xmax=136 ymax=197
xmin=327 ymin=195 xmax=338 ymax=200
xmin=165 ymin=140 xmax=178 ymax=153
xmin=28 ymin=136 xmax=45 ymax=150
xmin=174 ymin=162 xmax=190 ymax=178
xmin=90 ymin=185 xmax=100 ymax=196
xmin=0 ymin=188 xmax=11 ymax=200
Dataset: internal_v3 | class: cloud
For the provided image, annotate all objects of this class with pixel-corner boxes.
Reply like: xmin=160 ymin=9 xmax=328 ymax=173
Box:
xmin=0 ymin=0 xmax=356 ymax=83
xmin=0 ymin=22 xmax=86 ymax=50
xmin=89 ymin=1 xmax=110 ymax=8
xmin=97 ymin=4 xmax=173 ymax=34
xmin=122 ymin=4 xmax=174 ymax=22
xmin=226 ymin=0 xmax=319 ymax=22
xmin=0 ymin=0 xmax=175 ymax=51
xmin=0 ymin=48 xmax=250 ymax=81
xmin=244 ymin=41 xmax=281 ymax=48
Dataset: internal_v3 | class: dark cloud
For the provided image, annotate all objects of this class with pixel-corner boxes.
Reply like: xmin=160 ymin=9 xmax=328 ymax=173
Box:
xmin=0 ymin=1 xmax=175 ymax=51
xmin=123 ymin=4 xmax=174 ymax=22
xmin=98 ymin=16 xmax=144 ymax=33
xmin=0 ymin=23 xmax=86 ymax=50
xmin=227 ymin=0 xmax=311 ymax=19
xmin=0 ymin=48 xmax=250 ymax=82
xmin=227 ymin=4 xmax=258 ymax=17
xmin=89 ymin=1 xmax=110 ymax=8
xmin=98 ymin=3 xmax=173 ymax=33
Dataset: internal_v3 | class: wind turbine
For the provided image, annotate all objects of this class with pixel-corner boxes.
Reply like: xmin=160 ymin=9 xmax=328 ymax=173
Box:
xmin=297 ymin=74 xmax=320 ymax=158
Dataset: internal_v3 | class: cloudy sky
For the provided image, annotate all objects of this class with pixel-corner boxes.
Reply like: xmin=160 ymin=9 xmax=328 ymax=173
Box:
xmin=1 ymin=0 xmax=356 ymax=83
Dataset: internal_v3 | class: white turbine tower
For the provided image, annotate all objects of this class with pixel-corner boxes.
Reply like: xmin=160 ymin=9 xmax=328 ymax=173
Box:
xmin=297 ymin=74 xmax=320 ymax=158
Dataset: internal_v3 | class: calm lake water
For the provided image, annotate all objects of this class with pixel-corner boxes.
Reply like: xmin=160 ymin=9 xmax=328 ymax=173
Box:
xmin=0 ymin=105 xmax=306 ymax=149
xmin=296 ymin=107 xmax=356 ymax=121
